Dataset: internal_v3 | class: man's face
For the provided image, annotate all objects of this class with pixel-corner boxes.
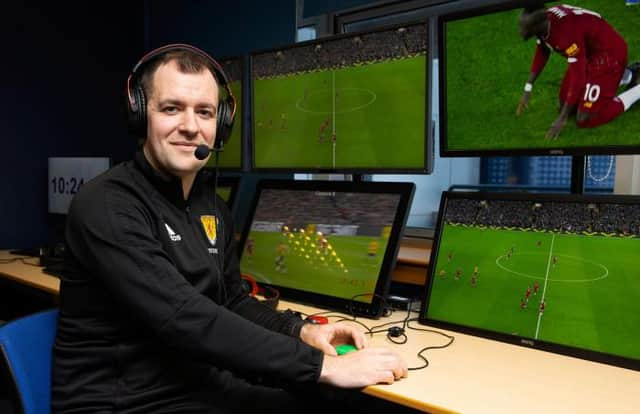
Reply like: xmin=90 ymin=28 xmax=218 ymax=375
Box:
xmin=143 ymin=60 xmax=219 ymax=178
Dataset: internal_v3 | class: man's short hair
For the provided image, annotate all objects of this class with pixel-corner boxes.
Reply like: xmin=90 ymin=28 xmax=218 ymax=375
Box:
xmin=139 ymin=49 xmax=219 ymax=100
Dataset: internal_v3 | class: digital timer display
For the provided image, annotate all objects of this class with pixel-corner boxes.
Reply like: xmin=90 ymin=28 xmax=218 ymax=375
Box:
xmin=50 ymin=177 xmax=85 ymax=195
xmin=48 ymin=157 xmax=110 ymax=214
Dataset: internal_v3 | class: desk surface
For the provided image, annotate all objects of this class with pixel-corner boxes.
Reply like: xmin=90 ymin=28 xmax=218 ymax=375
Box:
xmin=0 ymin=251 xmax=60 ymax=294
xmin=2 ymin=250 xmax=639 ymax=413
xmin=281 ymin=300 xmax=640 ymax=414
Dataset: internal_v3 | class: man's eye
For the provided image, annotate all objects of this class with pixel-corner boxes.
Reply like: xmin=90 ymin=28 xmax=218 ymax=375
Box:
xmin=163 ymin=106 xmax=178 ymax=114
xmin=199 ymin=110 xmax=215 ymax=118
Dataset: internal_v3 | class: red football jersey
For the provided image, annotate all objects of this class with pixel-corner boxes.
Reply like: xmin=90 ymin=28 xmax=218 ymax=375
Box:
xmin=530 ymin=4 xmax=627 ymax=105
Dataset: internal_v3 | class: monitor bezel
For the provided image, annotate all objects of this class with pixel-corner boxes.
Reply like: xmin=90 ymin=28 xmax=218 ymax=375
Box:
xmin=419 ymin=190 xmax=640 ymax=371
xmin=249 ymin=19 xmax=433 ymax=173
xmin=211 ymin=55 xmax=245 ymax=171
xmin=438 ymin=0 xmax=640 ymax=158
xmin=238 ymin=179 xmax=415 ymax=318
xmin=211 ymin=175 xmax=241 ymax=209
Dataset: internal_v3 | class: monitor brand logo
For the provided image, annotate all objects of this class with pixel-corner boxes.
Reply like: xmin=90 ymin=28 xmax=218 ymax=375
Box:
xmin=165 ymin=223 xmax=182 ymax=242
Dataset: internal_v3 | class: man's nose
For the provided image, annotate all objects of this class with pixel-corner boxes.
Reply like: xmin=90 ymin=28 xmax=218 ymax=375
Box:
xmin=179 ymin=109 xmax=198 ymax=136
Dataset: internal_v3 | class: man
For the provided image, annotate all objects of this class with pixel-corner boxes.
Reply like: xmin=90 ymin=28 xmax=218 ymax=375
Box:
xmin=52 ymin=45 xmax=407 ymax=413
xmin=516 ymin=4 xmax=640 ymax=139
xmin=275 ymin=241 xmax=288 ymax=273
xmin=367 ymin=239 xmax=379 ymax=257
xmin=245 ymin=236 xmax=255 ymax=258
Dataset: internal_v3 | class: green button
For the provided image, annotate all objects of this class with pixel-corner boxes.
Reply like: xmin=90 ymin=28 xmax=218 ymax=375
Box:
xmin=335 ymin=344 xmax=358 ymax=355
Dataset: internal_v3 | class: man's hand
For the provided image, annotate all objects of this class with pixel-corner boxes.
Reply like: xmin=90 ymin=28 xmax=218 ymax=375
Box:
xmin=300 ymin=321 xmax=367 ymax=356
xmin=516 ymin=91 xmax=531 ymax=117
xmin=318 ymin=348 xmax=408 ymax=388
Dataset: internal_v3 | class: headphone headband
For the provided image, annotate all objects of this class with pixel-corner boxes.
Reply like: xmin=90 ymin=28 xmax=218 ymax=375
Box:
xmin=127 ymin=43 xmax=236 ymax=118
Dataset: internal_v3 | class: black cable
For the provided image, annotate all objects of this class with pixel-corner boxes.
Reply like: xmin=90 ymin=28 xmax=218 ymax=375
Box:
xmin=405 ymin=317 xmax=455 ymax=370
xmin=0 ymin=257 xmax=39 ymax=266
xmin=299 ymin=309 xmax=374 ymax=333
xmin=290 ymin=296 xmax=454 ymax=370
xmin=367 ymin=299 xmax=455 ymax=370
xmin=212 ymin=149 xmax=227 ymax=304
xmin=347 ymin=292 xmax=390 ymax=320
xmin=19 ymin=258 xmax=42 ymax=267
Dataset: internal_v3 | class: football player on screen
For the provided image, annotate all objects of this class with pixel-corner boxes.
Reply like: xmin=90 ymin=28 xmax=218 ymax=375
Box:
xmin=516 ymin=4 xmax=640 ymax=139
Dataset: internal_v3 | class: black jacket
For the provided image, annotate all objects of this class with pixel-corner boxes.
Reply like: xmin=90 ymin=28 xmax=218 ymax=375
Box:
xmin=52 ymin=152 xmax=322 ymax=413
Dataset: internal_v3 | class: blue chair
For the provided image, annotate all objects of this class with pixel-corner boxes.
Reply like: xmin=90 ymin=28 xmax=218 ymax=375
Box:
xmin=0 ymin=309 xmax=58 ymax=414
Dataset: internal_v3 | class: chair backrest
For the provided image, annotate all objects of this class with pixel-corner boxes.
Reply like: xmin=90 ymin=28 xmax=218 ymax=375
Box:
xmin=0 ymin=309 xmax=58 ymax=414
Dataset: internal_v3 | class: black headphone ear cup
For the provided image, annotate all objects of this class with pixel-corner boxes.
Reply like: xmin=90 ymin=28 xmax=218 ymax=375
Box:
xmin=214 ymin=97 xmax=235 ymax=150
xmin=127 ymin=84 xmax=147 ymax=137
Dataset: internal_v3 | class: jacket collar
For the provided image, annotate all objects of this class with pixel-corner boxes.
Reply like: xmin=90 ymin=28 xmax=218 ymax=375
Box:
xmin=133 ymin=151 xmax=193 ymax=208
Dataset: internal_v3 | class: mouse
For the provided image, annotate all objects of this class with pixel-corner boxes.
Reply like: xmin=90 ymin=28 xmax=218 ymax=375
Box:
xmin=335 ymin=344 xmax=358 ymax=355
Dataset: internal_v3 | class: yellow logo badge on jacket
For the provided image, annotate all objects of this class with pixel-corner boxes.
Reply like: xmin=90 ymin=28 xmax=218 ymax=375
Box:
xmin=200 ymin=215 xmax=217 ymax=246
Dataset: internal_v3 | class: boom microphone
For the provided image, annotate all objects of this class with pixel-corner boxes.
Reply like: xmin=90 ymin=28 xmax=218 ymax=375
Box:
xmin=194 ymin=144 xmax=213 ymax=160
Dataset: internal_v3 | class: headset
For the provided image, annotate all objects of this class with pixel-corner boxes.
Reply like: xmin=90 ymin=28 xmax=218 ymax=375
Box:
xmin=125 ymin=43 xmax=237 ymax=150
xmin=241 ymin=273 xmax=280 ymax=310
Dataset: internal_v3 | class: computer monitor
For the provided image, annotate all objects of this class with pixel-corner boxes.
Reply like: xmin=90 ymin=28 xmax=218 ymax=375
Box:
xmin=420 ymin=191 xmax=640 ymax=371
xmin=48 ymin=157 xmax=111 ymax=214
xmin=439 ymin=0 xmax=640 ymax=157
xmin=205 ymin=56 xmax=243 ymax=170
xmin=239 ymin=179 xmax=415 ymax=317
xmin=250 ymin=20 xmax=432 ymax=173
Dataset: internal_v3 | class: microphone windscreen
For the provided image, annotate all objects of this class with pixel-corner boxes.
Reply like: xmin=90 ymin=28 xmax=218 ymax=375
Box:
xmin=194 ymin=145 xmax=211 ymax=160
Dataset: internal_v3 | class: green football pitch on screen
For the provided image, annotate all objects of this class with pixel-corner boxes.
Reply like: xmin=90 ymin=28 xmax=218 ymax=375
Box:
xmin=206 ymin=80 xmax=242 ymax=169
xmin=240 ymin=231 xmax=388 ymax=303
xmin=444 ymin=0 xmax=640 ymax=151
xmin=215 ymin=186 xmax=231 ymax=203
xmin=253 ymin=55 xmax=426 ymax=170
xmin=427 ymin=224 xmax=640 ymax=361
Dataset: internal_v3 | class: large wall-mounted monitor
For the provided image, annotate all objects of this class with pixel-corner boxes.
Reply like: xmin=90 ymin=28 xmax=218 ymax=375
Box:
xmin=421 ymin=190 xmax=640 ymax=371
xmin=238 ymin=179 xmax=415 ymax=317
xmin=439 ymin=0 xmax=640 ymax=157
xmin=250 ymin=21 xmax=432 ymax=173
xmin=206 ymin=56 xmax=243 ymax=170
xmin=48 ymin=157 xmax=111 ymax=214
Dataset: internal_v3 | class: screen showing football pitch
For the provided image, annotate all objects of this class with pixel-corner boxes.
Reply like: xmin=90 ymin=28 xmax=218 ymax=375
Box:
xmin=205 ymin=57 xmax=243 ymax=170
xmin=238 ymin=179 xmax=414 ymax=317
xmin=440 ymin=0 xmax=640 ymax=156
xmin=421 ymin=191 xmax=640 ymax=370
xmin=251 ymin=22 xmax=430 ymax=172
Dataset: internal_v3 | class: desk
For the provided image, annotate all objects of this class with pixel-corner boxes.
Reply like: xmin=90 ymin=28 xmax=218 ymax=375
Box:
xmin=0 ymin=251 xmax=60 ymax=295
xmin=281 ymin=300 xmax=640 ymax=414
xmin=3 ymin=250 xmax=639 ymax=413
xmin=1 ymin=240 xmax=431 ymax=295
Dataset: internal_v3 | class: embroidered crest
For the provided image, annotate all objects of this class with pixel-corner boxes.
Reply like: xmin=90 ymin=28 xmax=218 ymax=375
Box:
xmin=200 ymin=215 xmax=218 ymax=246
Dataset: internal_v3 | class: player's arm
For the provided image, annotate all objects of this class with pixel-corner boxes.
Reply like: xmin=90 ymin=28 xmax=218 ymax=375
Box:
xmin=546 ymin=39 xmax=585 ymax=139
xmin=517 ymin=42 xmax=550 ymax=117
xmin=546 ymin=101 xmax=575 ymax=139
